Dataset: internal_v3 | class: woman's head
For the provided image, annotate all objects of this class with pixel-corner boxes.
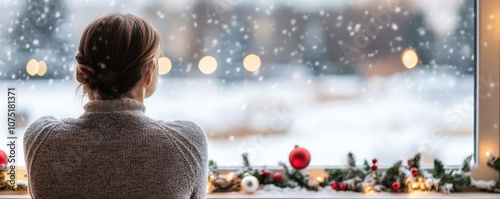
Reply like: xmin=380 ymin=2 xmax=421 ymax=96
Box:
xmin=75 ymin=13 xmax=161 ymax=100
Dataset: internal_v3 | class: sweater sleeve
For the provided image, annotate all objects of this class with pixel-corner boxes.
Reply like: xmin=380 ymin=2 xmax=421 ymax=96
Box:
xmin=178 ymin=121 xmax=208 ymax=199
xmin=23 ymin=116 xmax=59 ymax=174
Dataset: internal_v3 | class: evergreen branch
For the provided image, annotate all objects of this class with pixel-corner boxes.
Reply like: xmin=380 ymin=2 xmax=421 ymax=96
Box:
xmin=381 ymin=161 xmax=402 ymax=189
xmin=348 ymin=152 xmax=356 ymax=167
xmin=461 ymin=155 xmax=472 ymax=172
xmin=432 ymin=159 xmax=445 ymax=178
xmin=363 ymin=160 xmax=370 ymax=172
xmin=487 ymin=157 xmax=500 ymax=173
xmin=242 ymin=153 xmax=251 ymax=168
xmin=412 ymin=153 xmax=421 ymax=168
xmin=325 ymin=168 xmax=346 ymax=182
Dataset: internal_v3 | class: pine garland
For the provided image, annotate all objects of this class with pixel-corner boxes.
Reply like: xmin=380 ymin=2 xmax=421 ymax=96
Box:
xmin=208 ymin=152 xmax=500 ymax=194
xmin=485 ymin=153 xmax=500 ymax=192
xmin=0 ymin=165 xmax=28 ymax=192
xmin=487 ymin=155 xmax=500 ymax=173
xmin=1 ymin=150 xmax=499 ymax=195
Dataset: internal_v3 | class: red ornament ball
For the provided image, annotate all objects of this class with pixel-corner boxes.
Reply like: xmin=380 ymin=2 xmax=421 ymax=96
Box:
xmin=410 ymin=167 xmax=419 ymax=176
xmin=273 ymin=172 xmax=283 ymax=182
xmin=372 ymin=158 xmax=378 ymax=164
xmin=331 ymin=182 xmax=339 ymax=190
xmin=339 ymin=183 xmax=347 ymax=191
xmin=0 ymin=150 xmax=7 ymax=166
xmin=262 ymin=169 xmax=271 ymax=177
xmin=407 ymin=159 xmax=413 ymax=166
xmin=392 ymin=182 xmax=401 ymax=191
xmin=289 ymin=145 xmax=311 ymax=170
xmin=371 ymin=164 xmax=378 ymax=171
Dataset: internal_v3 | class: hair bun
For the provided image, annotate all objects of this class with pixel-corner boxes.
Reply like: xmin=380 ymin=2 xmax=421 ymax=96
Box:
xmin=97 ymin=69 xmax=119 ymax=86
xmin=76 ymin=64 xmax=99 ymax=89
xmin=75 ymin=13 xmax=161 ymax=100
xmin=75 ymin=51 xmax=92 ymax=66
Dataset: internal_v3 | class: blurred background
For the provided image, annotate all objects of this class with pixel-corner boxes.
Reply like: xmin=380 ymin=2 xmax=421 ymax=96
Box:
xmin=0 ymin=0 xmax=475 ymax=167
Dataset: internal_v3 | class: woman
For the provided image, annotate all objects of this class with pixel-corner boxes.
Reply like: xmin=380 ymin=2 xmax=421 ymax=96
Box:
xmin=23 ymin=13 xmax=208 ymax=199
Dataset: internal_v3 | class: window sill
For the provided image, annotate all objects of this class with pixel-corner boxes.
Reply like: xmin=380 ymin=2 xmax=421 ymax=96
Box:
xmin=1 ymin=192 xmax=498 ymax=198
xmin=206 ymin=192 xmax=499 ymax=198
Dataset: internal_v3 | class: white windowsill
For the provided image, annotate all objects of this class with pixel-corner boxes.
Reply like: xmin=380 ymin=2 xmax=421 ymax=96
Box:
xmin=206 ymin=192 xmax=499 ymax=198
xmin=1 ymin=191 xmax=499 ymax=198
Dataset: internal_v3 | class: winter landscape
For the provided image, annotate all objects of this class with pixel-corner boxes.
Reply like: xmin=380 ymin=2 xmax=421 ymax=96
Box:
xmin=0 ymin=0 xmax=476 ymax=167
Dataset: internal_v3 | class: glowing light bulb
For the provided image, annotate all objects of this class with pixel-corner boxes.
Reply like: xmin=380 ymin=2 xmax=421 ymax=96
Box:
xmin=243 ymin=54 xmax=262 ymax=72
xmin=225 ymin=172 xmax=236 ymax=182
xmin=26 ymin=59 xmax=38 ymax=76
xmin=412 ymin=183 xmax=418 ymax=189
xmin=37 ymin=61 xmax=47 ymax=76
xmin=199 ymin=56 xmax=217 ymax=75
xmin=401 ymin=48 xmax=419 ymax=69
xmin=486 ymin=151 xmax=495 ymax=162
xmin=158 ymin=57 xmax=172 ymax=75
xmin=316 ymin=176 xmax=323 ymax=182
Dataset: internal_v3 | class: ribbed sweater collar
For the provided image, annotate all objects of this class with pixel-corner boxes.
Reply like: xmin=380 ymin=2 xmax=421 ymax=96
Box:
xmin=83 ymin=98 xmax=146 ymax=113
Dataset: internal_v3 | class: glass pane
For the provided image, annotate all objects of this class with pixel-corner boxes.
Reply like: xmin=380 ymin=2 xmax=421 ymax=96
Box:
xmin=0 ymin=0 xmax=475 ymax=167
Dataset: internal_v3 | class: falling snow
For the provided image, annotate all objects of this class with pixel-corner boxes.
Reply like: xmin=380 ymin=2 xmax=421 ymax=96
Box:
xmin=0 ymin=0 xmax=477 ymax=167
xmin=391 ymin=23 xmax=398 ymax=31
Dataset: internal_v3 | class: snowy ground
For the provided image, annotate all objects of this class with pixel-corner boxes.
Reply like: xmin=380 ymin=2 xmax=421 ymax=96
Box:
xmin=1 ymin=72 xmax=474 ymax=167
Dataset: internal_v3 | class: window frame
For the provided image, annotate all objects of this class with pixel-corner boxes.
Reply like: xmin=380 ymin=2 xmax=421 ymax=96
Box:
xmin=214 ymin=0 xmax=500 ymax=183
xmin=470 ymin=0 xmax=500 ymax=181
xmin=10 ymin=0 xmax=498 ymax=184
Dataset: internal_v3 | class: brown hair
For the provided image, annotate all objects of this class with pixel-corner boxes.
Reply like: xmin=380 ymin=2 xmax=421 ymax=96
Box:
xmin=75 ymin=13 xmax=161 ymax=100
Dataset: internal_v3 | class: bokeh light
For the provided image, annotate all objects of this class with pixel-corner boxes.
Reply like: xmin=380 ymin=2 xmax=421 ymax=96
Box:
xmin=199 ymin=56 xmax=218 ymax=75
xmin=37 ymin=61 xmax=47 ymax=76
xmin=158 ymin=57 xmax=172 ymax=75
xmin=243 ymin=54 xmax=262 ymax=72
xmin=26 ymin=59 xmax=38 ymax=76
xmin=401 ymin=48 xmax=419 ymax=69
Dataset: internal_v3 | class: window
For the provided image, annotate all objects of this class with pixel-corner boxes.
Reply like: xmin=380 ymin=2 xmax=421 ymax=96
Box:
xmin=0 ymin=0 xmax=477 ymax=167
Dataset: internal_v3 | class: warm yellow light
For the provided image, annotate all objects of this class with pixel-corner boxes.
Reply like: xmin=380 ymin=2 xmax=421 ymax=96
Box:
xmin=401 ymin=48 xmax=419 ymax=69
xmin=243 ymin=54 xmax=262 ymax=72
xmin=199 ymin=56 xmax=217 ymax=75
xmin=316 ymin=177 xmax=323 ymax=182
xmin=26 ymin=59 xmax=38 ymax=76
xmin=412 ymin=183 xmax=418 ymax=189
xmin=486 ymin=151 xmax=490 ymax=157
xmin=206 ymin=183 xmax=213 ymax=194
xmin=37 ymin=61 xmax=47 ymax=76
xmin=158 ymin=57 xmax=172 ymax=75
xmin=225 ymin=172 xmax=235 ymax=182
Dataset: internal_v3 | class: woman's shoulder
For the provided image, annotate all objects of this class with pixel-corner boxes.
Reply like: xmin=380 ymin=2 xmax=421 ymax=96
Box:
xmin=157 ymin=120 xmax=205 ymax=136
xmin=24 ymin=116 xmax=61 ymax=144
xmin=23 ymin=116 xmax=66 ymax=165
xmin=168 ymin=120 xmax=204 ymax=133
xmin=25 ymin=116 xmax=61 ymax=134
xmin=155 ymin=120 xmax=207 ymax=146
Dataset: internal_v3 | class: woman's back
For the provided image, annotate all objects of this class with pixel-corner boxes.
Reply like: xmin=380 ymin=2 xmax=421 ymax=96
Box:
xmin=24 ymin=98 xmax=208 ymax=198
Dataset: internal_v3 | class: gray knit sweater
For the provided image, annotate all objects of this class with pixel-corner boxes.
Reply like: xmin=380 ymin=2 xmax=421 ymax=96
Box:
xmin=23 ymin=98 xmax=208 ymax=199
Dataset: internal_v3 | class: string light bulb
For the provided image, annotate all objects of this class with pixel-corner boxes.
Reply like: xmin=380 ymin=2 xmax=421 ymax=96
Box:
xmin=225 ymin=172 xmax=236 ymax=182
xmin=316 ymin=176 xmax=323 ymax=183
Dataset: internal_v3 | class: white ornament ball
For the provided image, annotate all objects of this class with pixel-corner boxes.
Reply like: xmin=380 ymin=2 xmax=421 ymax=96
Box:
xmin=240 ymin=175 xmax=260 ymax=193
